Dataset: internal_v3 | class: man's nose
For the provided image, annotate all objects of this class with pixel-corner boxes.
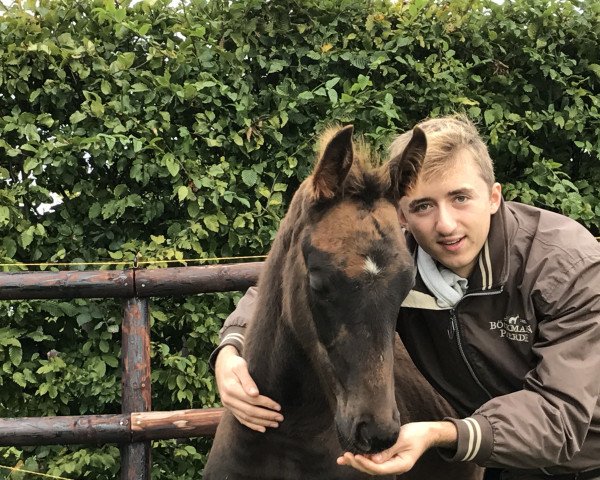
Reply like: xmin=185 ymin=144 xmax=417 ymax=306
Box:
xmin=435 ymin=205 xmax=457 ymax=235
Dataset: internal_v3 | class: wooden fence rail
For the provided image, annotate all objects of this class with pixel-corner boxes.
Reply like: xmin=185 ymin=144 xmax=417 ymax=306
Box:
xmin=0 ymin=261 xmax=263 ymax=479
xmin=0 ymin=409 xmax=224 ymax=446
xmin=0 ymin=262 xmax=262 ymax=299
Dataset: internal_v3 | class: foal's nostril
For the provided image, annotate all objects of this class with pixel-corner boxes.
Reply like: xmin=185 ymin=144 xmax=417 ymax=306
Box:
xmin=355 ymin=421 xmax=372 ymax=451
xmin=354 ymin=420 xmax=398 ymax=454
xmin=370 ymin=431 xmax=397 ymax=453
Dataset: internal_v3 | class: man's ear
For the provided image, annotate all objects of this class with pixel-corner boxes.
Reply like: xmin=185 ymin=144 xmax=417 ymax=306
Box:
xmin=490 ymin=182 xmax=502 ymax=214
xmin=397 ymin=201 xmax=409 ymax=227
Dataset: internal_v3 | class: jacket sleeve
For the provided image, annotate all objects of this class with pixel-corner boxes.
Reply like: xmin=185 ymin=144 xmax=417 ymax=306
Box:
xmin=208 ymin=286 xmax=258 ymax=369
xmin=443 ymin=254 xmax=600 ymax=469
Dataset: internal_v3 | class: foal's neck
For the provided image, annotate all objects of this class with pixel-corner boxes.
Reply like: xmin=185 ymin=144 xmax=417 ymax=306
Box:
xmin=245 ymin=305 xmax=331 ymax=422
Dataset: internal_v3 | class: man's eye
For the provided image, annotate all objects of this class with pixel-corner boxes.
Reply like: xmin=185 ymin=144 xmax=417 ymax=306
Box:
xmin=413 ymin=203 xmax=430 ymax=213
xmin=455 ymin=195 xmax=468 ymax=203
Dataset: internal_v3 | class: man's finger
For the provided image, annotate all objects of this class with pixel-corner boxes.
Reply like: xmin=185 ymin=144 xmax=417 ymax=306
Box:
xmin=368 ymin=446 xmax=396 ymax=464
xmin=234 ymin=364 xmax=261 ymax=397
xmin=250 ymin=394 xmax=282 ymax=412
xmin=227 ymin=398 xmax=284 ymax=423
xmin=338 ymin=453 xmax=409 ymax=476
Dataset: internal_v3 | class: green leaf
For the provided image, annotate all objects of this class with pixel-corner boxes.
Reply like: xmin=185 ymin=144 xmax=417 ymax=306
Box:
xmin=23 ymin=157 xmax=38 ymax=173
xmin=232 ymin=132 xmax=244 ymax=146
xmin=203 ymin=215 xmax=220 ymax=233
xmin=9 ymin=346 xmax=22 ymax=367
xmin=77 ymin=313 xmax=92 ymax=326
xmin=101 ymin=80 xmax=112 ymax=95
xmin=177 ymin=185 xmax=189 ymax=202
xmin=2 ymin=238 xmax=16 ymax=257
xmin=327 ymin=88 xmax=338 ymax=104
xmin=95 ymin=359 xmax=107 ymax=377
xmin=90 ymin=100 xmax=105 ymax=116
xmin=151 ymin=235 xmax=165 ymax=244
xmin=70 ymin=111 xmax=87 ymax=124
xmin=99 ymin=340 xmax=110 ymax=353
xmin=13 ymin=372 xmax=26 ymax=388
xmin=268 ymin=60 xmax=286 ymax=74
xmin=298 ymin=91 xmax=314 ymax=100
xmin=587 ymin=64 xmax=600 ymax=79
xmin=325 ymin=77 xmax=340 ymax=89
xmin=102 ymin=355 xmax=119 ymax=368
xmin=163 ymin=154 xmax=180 ymax=177
xmin=241 ymin=170 xmax=258 ymax=187
xmin=20 ymin=227 xmax=35 ymax=248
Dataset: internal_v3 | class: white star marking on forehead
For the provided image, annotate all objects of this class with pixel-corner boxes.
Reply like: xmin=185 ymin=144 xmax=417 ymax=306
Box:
xmin=363 ymin=256 xmax=381 ymax=276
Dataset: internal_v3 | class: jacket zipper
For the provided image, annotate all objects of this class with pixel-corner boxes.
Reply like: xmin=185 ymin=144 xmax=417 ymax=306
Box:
xmin=448 ymin=287 xmax=504 ymax=400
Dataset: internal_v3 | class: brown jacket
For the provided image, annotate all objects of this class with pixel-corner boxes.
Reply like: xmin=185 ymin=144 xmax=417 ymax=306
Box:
xmin=213 ymin=200 xmax=600 ymax=475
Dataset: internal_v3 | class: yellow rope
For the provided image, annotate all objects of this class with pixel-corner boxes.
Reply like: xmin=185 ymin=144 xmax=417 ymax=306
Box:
xmin=0 ymin=463 xmax=72 ymax=480
xmin=0 ymin=255 xmax=267 ymax=270
xmin=1 ymin=237 xmax=600 ymax=270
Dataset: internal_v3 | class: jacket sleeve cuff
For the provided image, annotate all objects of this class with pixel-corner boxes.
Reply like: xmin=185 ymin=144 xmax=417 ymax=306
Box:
xmin=438 ymin=414 xmax=493 ymax=464
xmin=219 ymin=286 xmax=258 ymax=333
xmin=208 ymin=326 xmax=246 ymax=370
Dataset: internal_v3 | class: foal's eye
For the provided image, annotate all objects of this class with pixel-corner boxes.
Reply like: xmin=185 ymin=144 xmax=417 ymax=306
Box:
xmin=309 ymin=273 xmax=327 ymax=293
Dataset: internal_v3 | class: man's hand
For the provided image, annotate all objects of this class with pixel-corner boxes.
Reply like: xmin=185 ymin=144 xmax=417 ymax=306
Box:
xmin=214 ymin=345 xmax=284 ymax=432
xmin=336 ymin=421 xmax=457 ymax=476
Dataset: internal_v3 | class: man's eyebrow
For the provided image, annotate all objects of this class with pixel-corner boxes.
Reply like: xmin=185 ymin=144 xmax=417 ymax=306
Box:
xmin=448 ymin=187 xmax=477 ymax=196
xmin=407 ymin=197 xmax=433 ymax=210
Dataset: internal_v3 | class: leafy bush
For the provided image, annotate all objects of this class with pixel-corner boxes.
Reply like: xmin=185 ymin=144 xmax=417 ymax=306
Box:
xmin=0 ymin=0 xmax=598 ymax=477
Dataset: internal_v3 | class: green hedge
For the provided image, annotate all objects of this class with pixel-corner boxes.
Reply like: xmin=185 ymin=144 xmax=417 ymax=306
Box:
xmin=0 ymin=0 xmax=598 ymax=477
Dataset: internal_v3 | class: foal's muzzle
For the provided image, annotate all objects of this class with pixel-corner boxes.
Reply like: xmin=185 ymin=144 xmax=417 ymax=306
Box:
xmin=337 ymin=410 xmax=400 ymax=454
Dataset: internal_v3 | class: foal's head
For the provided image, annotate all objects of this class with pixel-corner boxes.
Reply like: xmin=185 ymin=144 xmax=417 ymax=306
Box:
xmin=281 ymin=125 xmax=425 ymax=454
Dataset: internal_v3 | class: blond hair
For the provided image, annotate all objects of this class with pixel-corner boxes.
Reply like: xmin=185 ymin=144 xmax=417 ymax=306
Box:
xmin=389 ymin=115 xmax=495 ymax=188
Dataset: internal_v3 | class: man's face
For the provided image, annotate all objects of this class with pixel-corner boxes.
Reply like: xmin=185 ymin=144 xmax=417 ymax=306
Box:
xmin=399 ymin=150 xmax=502 ymax=279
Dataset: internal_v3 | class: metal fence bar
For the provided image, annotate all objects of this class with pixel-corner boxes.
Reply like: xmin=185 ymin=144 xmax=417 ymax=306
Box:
xmin=121 ymin=298 xmax=152 ymax=480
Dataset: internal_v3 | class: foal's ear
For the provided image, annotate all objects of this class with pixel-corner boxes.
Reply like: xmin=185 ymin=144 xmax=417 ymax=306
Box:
xmin=311 ymin=125 xmax=354 ymax=201
xmin=387 ymin=126 xmax=426 ymax=201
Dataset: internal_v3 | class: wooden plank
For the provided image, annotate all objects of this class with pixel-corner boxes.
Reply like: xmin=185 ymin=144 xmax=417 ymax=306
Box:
xmin=0 ymin=262 xmax=263 ymax=300
xmin=0 ymin=409 xmax=223 ymax=446
xmin=130 ymin=408 xmax=223 ymax=441
xmin=0 ymin=414 xmax=130 ymax=446
xmin=0 ymin=270 xmax=134 ymax=300
xmin=134 ymin=262 xmax=262 ymax=297
xmin=121 ymin=298 xmax=151 ymax=480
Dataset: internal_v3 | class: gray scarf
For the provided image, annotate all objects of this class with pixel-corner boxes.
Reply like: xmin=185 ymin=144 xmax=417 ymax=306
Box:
xmin=416 ymin=246 xmax=468 ymax=309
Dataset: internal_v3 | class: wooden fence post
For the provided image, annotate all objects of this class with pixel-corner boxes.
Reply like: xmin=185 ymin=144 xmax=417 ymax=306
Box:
xmin=121 ymin=297 xmax=152 ymax=480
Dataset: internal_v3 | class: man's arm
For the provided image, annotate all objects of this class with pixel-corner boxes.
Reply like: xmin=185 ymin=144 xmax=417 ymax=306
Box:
xmin=208 ymin=286 xmax=258 ymax=368
xmin=210 ymin=287 xmax=283 ymax=432
xmin=443 ymin=254 xmax=600 ymax=469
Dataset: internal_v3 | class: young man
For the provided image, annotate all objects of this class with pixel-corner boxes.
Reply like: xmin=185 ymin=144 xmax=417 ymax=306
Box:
xmin=210 ymin=116 xmax=600 ymax=479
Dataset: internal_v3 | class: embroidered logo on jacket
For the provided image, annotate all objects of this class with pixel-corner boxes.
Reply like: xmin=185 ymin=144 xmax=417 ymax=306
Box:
xmin=489 ymin=315 xmax=531 ymax=342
